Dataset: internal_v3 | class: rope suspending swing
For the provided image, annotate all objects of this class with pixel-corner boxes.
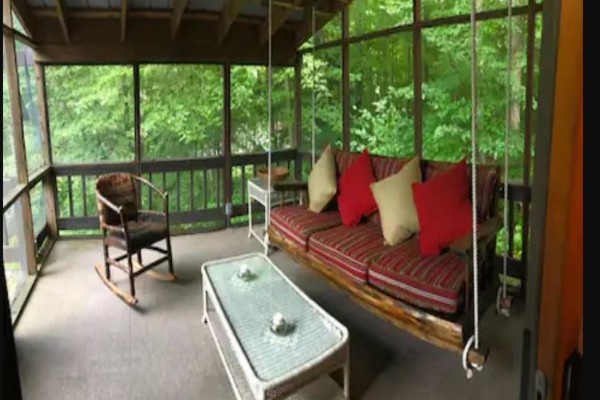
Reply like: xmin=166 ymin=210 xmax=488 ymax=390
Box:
xmin=461 ymin=0 xmax=483 ymax=379
xmin=311 ymin=5 xmax=317 ymax=167
xmin=462 ymin=0 xmax=515 ymax=378
xmin=266 ymin=0 xmax=273 ymax=250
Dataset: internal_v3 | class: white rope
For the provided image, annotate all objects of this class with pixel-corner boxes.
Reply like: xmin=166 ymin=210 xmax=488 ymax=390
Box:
xmin=267 ymin=0 xmax=272 ymax=228
xmin=311 ymin=5 xmax=316 ymax=167
xmin=502 ymin=0 xmax=514 ymax=300
xmin=469 ymin=0 xmax=480 ymax=351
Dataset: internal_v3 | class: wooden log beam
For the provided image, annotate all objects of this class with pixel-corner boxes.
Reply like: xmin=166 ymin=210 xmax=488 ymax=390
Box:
xmin=121 ymin=0 xmax=127 ymax=42
xmin=259 ymin=1 xmax=298 ymax=45
xmin=295 ymin=3 xmax=313 ymax=47
xmin=55 ymin=0 xmax=70 ymax=43
xmin=218 ymin=0 xmax=249 ymax=44
xmin=34 ymin=17 xmax=297 ymax=64
xmin=295 ymin=0 xmax=349 ymax=47
xmin=10 ymin=0 xmax=35 ymax=38
xmin=31 ymin=8 xmax=302 ymax=31
xmin=170 ymin=0 xmax=190 ymax=39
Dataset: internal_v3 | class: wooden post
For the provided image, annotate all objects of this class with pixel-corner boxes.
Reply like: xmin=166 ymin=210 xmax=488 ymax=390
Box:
xmin=223 ymin=63 xmax=232 ymax=221
xmin=519 ymin=0 xmax=537 ymax=301
xmin=524 ymin=0 xmax=536 ymax=186
xmin=4 ymin=1 xmax=37 ymax=274
xmin=35 ymin=64 xmax=59 ymax=239
xmin=533 ymin=0 xmax=582 ymax=396
xmin=294 ymin=53 xmax=303 ymax=179
xmin=134 ymin=64 xmax=141 ymax=177
xmin=413 ymin=0 xmax=423 ymax=158
xmin=133 ymin=64 xmax=143 ymax=208
xmin=341 ymin=6 xmax=350 ymax=151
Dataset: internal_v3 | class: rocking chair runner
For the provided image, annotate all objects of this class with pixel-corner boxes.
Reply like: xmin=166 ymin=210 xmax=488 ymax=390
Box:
xmin=95 ymin=173 xmax=176 ymax=305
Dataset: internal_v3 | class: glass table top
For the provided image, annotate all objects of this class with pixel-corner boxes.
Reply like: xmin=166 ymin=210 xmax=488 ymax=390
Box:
xmin=203 ymin=254 xmax=346 ymax=382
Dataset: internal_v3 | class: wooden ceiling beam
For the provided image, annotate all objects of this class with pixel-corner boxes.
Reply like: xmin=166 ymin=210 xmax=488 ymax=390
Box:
xmin=254 ymin=0 xmax=334 ymax=16
xmin=33 ymin=17 xmax=298 ymax=65
xmin=121 ymin=0 xmax=127 ymax=42
xmin=295 ymin=0 xmax=345 ymax=47
xmin=259 ymin=0 xmax=299 ymax=45
xmin=55 ymin=0 xmax=70 ymax=43
xmin=218 ymin=0 xmax=249 ymax=44
xmin=31 ymin=8 xmax=302 ymax=30
xmin=10 ymin=0 xmax=36 ymax=37
xmin=171 ymin=0 xmax=190 ymax=39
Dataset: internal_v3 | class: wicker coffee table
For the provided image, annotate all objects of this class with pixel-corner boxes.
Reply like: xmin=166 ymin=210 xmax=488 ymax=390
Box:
xmin=202 ymin=253 xmax=349 ymax=400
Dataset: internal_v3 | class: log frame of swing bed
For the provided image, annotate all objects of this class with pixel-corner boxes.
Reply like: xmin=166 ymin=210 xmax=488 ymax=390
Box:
xmin=268 ymin=209 xmax=502 ymax=367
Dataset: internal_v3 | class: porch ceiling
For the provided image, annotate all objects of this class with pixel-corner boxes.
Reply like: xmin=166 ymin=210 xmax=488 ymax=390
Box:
xmin=12 ymin=0 xmax=349 ymax=65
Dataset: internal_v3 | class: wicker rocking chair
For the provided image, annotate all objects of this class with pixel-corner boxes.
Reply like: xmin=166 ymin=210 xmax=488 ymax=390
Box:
xmin=94 ymin=173 xmax=175 ymax=305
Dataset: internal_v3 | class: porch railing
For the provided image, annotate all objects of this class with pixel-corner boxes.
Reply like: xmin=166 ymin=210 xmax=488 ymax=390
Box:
xmin=51 ymin=149 xmax=298 ymax=233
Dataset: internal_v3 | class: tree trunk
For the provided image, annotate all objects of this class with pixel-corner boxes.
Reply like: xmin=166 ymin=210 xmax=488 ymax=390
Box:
xmin=510 ymin=21 xmax=523 ymax=131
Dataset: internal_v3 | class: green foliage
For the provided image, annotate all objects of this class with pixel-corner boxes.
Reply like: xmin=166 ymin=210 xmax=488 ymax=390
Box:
xmin=231 ymin=66 xmax=294 ymax=153
xmin=141 ymin=64 xmax=222 ymax=159
xmin=40 ymin=1 xmax=542 ymax=245
xmin=350 ymin=0 xmax=413 ymax=36
xmin=46 ymin=65 xmax=134 ymax=163
xmin=301 ymin=48 xmax=343 ymax=151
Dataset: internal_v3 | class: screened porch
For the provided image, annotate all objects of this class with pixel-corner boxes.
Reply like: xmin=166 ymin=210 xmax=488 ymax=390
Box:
xmin=3 ymin=0 xmax=580 ymax=400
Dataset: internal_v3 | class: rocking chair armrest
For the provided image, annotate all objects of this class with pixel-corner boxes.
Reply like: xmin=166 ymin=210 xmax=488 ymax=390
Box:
xmin=273 ymin=181 xmax=308 ymax=192
xmin=96 ymin=191 xmax=123 ymax=214
xmin=449 ymin=216 xmax=502 ymax=256
xmin=131 ymin=175 xmax=168 ymax=199
xmin=101 ymin=223 xmax=125 ymax=234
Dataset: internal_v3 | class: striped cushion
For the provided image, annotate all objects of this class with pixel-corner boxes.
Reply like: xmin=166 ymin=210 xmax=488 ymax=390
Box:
xmin=368 ymin=237 xmax=466 ymax=314
xmin=308 ymin=222 xmax=386 ymax=283
xmin=371 ymin=156 xmax=409 ymax=181
xmin=424 ymin=161 xmax=499 ymax=221
xmin=334 ymin=149 xmax=409 ymax=181
xmin=270 ymin=205 xmax=342 ymax=250
xmin=334 ymin=150 xmax=362 ymax=176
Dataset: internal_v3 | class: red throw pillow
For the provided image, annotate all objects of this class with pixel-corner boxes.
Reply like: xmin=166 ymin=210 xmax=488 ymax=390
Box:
xmin=337 ymin=149 xmax=378 ymax=226
xmin=412 ymin=159 xmax=473 ymax=256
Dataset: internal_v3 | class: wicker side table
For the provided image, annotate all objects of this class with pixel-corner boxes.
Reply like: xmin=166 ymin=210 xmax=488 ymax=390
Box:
xmin=247 ymin=178 xmax=301 ymax=255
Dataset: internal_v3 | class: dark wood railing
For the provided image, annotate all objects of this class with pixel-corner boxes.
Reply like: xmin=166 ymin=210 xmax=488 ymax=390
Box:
xmin=496 ymin=182 xmax=531 ymax=298
xmin=52 ymin=149 xmax=297 ymax=232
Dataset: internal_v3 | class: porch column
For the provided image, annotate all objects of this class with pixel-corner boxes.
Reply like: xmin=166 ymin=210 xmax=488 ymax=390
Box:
xmin=223 ymin=62 xmax=232 ymax=223
xmin=341 ymin=5 xmax=350 ymax=151
xmin=35 ymin=64 xmax=59 ymax=240
xmin=4 ymin=0 xmax=38 ymax=274
xmin=294 ymin=53 xmax=303 ymax=179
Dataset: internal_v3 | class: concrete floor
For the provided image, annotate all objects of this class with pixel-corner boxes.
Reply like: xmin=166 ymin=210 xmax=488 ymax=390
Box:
xmin=15 ymin=228 xmax=525 ymax=400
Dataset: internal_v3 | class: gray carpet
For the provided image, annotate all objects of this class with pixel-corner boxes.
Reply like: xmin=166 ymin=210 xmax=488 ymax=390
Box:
xmin=15 ymin=228 xmax=524 ymax=399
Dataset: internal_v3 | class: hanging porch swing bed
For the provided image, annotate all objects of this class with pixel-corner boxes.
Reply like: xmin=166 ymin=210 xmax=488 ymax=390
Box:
xmin=267 ymin=152 xmax=502 ymax=366
xmin=259 ymin=0 xmax=516 ymax=376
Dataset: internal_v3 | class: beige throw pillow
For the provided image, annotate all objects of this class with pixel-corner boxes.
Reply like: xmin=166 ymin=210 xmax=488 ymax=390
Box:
xmin=308 ymin=145 xmax=337 ymax=213
xmin=370 ymin=156 xmax=422 ymax=246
